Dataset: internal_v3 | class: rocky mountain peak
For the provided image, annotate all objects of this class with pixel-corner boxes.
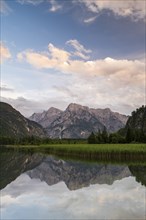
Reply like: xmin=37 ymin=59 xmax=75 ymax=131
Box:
xmin=29 ymin=103 xmax=128 ymax=138
xmin=103 ymin=108 xmax=111 ymax=112
xmin=48 ymin=107 xmax=62 ymax=112
xmin=67 ymin=103 xmax=89 ymax=112
xmin=29 ymin=106 xmax=62 ymax=128
xmin=47 ymin=107 xmax=62 ymax=116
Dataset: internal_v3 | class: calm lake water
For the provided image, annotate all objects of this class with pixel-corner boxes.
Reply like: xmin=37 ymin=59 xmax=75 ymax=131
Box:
xmin=0 ymin=149 xmax=146 ymax=220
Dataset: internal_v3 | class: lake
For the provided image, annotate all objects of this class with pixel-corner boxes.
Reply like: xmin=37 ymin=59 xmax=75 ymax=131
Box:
xmin=0 ymin=149 xmax=146 ymax=220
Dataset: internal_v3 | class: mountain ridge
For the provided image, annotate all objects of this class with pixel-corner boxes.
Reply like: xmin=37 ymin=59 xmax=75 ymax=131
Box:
xmin=0 ymin=102 xmax=46 ymax=138
xmin=29 ymin=103 xmax=128 ymax=139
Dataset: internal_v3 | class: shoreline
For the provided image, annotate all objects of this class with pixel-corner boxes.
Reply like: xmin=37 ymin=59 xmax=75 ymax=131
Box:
xmin=2 ymin=143 xmax=146 ymax=163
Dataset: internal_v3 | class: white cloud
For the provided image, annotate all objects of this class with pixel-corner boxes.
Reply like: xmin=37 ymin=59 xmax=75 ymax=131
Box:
xmin=79 ymin=0 xmax=146 ymax=22
xmin=16 ymin=42 xmax=145 ymax=115
xmin=17 ymin=43 xmax=144 ymax=83
xmin=1 ymin=96 xmax=44 ymax=117
xmin=48 ymin=43 xmax=70 ymax=62
xmin=0 ymin=85 xmax=14 ymax=92
xmin=49 ymin=0 xmax=62 ymax=12
xmin=17 ymin=44 xmax=70 ymax=70
xmin=84 ymin=16 xmax=97 ymax=24
xmin=0 ymin=42 xmax=11 ymax=63
xmin=66 ymin=39 xmax=91 ymax=54
xmin=0 ymin=0 xmax=12 ymax=15
xmin=66 ymin=39 xmax=92 ymax=60
xmin=17 ymin=0 xmax=43 ymax=5
xmin=17 ymin=0 xmax=62 ymax=12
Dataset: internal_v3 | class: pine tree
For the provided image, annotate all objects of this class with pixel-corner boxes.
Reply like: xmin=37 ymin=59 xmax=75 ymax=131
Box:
xmin=101 ymin=126 xmax=108 ymax=143
xmin=126 ymin=127 xmax=133 ymax=143
xmin=88 ymin=132 xmax=96 ymax=144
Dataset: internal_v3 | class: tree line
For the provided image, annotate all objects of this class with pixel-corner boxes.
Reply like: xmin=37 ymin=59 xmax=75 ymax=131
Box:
xmin=87 ymin=127 xmax=146 ymax=144
xmin=0 ymin=136 xmax=87 ymax=145
xmin=1 ymin=127 xmax=146 ymax=146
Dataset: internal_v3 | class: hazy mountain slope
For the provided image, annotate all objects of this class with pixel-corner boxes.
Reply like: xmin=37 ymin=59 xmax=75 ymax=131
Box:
xmin=90 ymin=108 xmax=128 ymax=133
xmin=0 ymin=102 xmax=46 ymax=138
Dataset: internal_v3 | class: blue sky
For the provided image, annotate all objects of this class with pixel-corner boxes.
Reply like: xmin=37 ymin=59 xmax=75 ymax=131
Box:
xmin=0 ymin=0 xmax=145 ymax=116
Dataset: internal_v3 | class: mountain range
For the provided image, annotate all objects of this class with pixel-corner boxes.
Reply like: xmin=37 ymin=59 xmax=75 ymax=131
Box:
xmin=1 ymin=102 xmax=145 ymax=139
xmin=29 ymin=103 xmax=128 ymax=138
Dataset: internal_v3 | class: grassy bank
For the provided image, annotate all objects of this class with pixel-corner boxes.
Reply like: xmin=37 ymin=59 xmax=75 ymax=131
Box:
xmin=39 ymin=143 xmax=146 ymax=152
xmin=3 ymin=143 xmax=146 ymax=162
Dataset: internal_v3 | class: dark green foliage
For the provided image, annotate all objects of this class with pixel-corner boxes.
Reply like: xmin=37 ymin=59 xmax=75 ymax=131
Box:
xmin=95 ymin=129 xmax=102 ymax=143
xmin=109 ymin=133 xmax=125 ymax=143
xmin=95 ymin=127 xmax=109 ymax=143
xmin=87 ymin=132 xmax=96 ymax=144
xmin=125 ymin=105 xmax=146 ymax=143
xmin=0 ymin=136 xmax=87 ymax=145
xmin=0 ymin=137 xmax=16 ymax=145
xmin=88 ymin=127 xmax=125 ymax=144
xmin=126 ymin=127 xmax=134 ymax=143
xmin=129 ymin=166 xmax=146 ymax=187
xmin=88 ymin=128 xmax=109 ymax=144
xmin=87 ymin=106 xmax=146 ymax=144
xmin=101 ymin=126 xmax=108 ymax=143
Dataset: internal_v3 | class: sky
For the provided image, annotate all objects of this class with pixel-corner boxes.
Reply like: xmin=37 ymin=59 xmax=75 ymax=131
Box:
xmin=0 ymin=0 xmax=146 ymax=116
xmin=1 ymin=174 xmax=145 ymax=219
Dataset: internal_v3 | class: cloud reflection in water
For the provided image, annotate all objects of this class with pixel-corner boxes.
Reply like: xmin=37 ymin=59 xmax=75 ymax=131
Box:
xmin=1 ymin=173 xmax=145 ymax=220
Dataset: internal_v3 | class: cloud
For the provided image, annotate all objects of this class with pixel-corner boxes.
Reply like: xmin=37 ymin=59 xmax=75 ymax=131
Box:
xmin=0 ymin=0 xmax=12 ymax=15
xmin=66 ymin=39 xmax=92 ymax=60
xmin=0 ymin=42 xmax=11 ymax=63
xmin=1 ymin=174 xmax=145 ymax=220
xmin=79 ymin=0 xmax=146 ymax=22
xmin=17 ymin=0 xmax=43 ymax=5
xmin=1 ymin=96 xmax=45 ymax=117
xmin=17 ymin=42 xmax=144 ymax=84
xmin=0 ymin=85 xmax=14 ymax=92
xmin=48 ymin=43 xmax=70 ymax=62
xmin=16 ymin=41 xmax=145 ymax=115
xmin=66 ymin=39 xmax=91 ymax=54
xmin=1 ymin=94 xmax=69 ymax=117
xmin=17 ymin=0 xmax=62 ymax=12
xmin=49 ymin=0 xmax=62 ymax=12
xmin=84 ymin=16 xmax=97 ymax=24
xmin=17 ymin=44 xmax=70 ymax=70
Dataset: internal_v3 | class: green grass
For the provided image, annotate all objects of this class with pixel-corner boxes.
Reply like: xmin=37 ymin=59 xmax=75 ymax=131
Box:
xmin=2 ymin=143 xmax=146 ymax=164
xmin=40 ymin=143 xmax=146 ymax=152
xmin=4 ymin=143 xmax=146 ymax=153
xmin=3 ymin=143 xmax=146 ymax=155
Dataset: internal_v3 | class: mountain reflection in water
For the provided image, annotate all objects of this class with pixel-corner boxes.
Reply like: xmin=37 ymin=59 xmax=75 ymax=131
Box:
xmin=27 ymin=156 xmax=132 ymax=190
xmin=1 ymin=150 xmax=146 ymax=220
